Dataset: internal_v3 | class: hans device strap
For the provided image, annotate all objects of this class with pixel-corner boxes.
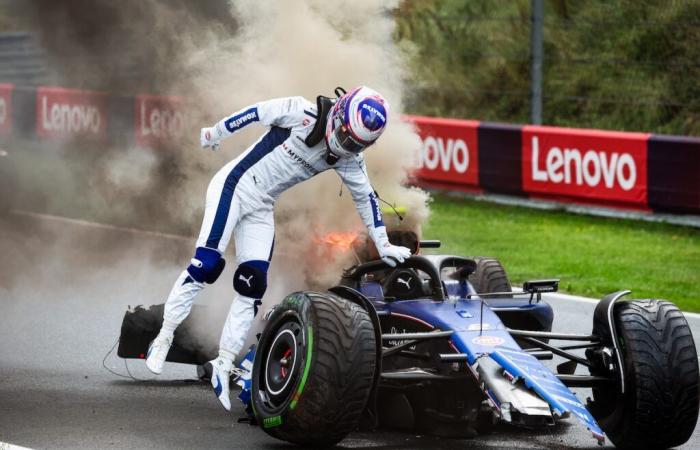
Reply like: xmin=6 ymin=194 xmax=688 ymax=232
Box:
xmin=304 ymin=95 xmax=334 ymax=147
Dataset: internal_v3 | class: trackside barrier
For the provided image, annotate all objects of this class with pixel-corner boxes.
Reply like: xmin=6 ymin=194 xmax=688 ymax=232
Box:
xmin=0 ymin=86 xmax=697 ymax=215
xmin=0 ymin=83 xmax=13 ymax=137
xmin=0 ymin=85 xmax=188 ymax=148
xmin=407 ymin=115 xmax=700 ymax=214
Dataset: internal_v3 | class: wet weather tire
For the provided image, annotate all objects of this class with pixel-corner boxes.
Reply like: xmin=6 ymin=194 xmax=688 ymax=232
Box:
xmin=468 ymin=257 xmax=512 ymax=297
xmin=252 ymin=291 xmax=376 ymax=447
xmin=592 ymin=299 xmax=699 ymax=449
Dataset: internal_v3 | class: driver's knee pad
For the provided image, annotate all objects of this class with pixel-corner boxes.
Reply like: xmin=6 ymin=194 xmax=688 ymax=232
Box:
xmin=233 ymin=260 xmax=269 ymax=299
xmin=187 ymin=247 xmax=225 ymax=284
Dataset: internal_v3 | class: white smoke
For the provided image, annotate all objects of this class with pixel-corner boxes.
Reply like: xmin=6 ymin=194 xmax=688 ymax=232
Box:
xmin=166 ymin=0 xmax=432 ymax=350
xmin=179 ymin=0 xmax=430 ymax=288
xmin=2 ymin=0 xmax=431 ymax=358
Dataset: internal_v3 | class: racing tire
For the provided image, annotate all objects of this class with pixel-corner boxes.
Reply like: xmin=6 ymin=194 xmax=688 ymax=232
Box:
xmin=252 ymin=291 xmax=376 ymax=447
xmin=590 ymin=299 xmax=699 ymax=449
xmin=469 ymin=257 xmax=553 ymax=346
xmin=468 ymin=257 xmax=512 ymax=297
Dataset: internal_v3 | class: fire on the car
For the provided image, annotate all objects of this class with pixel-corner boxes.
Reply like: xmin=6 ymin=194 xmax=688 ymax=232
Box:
xmin=314 ymin=231 xmax=359 ymax=251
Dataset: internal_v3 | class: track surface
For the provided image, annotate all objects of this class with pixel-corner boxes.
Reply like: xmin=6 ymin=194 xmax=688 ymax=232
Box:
xmin=1 ymin=212 xmax=698 ymax=449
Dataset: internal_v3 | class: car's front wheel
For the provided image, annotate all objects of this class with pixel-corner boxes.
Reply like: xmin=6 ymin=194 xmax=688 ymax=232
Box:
xmin=589 ymin=299 xmax=699 ymax=449
xmin=252 ymin=291 xmax=376 ymax=447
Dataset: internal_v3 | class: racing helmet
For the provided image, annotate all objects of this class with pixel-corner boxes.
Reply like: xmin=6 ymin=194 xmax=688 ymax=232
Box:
xmin=325 ymin=86 xmax=389 ymax=160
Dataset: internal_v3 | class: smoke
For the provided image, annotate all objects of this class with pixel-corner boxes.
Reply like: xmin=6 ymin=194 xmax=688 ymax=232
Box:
xmin=2 ymin=0 xmax=430 ymax=353
xmin=185 ymin=0 xmax=430 ymax=287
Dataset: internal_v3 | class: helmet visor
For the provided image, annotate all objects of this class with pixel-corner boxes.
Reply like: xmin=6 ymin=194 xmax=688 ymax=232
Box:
xmin=333 ymin=125 xmax=367 ymax=154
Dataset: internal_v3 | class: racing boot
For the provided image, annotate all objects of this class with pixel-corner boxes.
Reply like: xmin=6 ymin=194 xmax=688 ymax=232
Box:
xmin=145 ymin=320 xmax=178 ymax=375
xmin=145 ymin=335 xmax=173 ymax=375
xmin=208 ymin=351 xmax=235 ymax=411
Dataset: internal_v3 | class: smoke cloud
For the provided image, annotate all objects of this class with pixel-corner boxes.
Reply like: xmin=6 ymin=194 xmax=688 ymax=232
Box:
xmin=2 ymin=0 xmax=430 ymax=354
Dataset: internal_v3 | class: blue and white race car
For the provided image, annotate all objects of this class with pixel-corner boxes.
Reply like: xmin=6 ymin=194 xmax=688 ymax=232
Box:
xmin=118 ymin=235 xmax=699 ymax=449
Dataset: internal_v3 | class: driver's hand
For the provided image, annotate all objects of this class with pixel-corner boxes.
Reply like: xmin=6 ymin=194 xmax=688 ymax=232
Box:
xmin=378 ymin=243 xmax=412 ymax=267
xmin=200 ymin=127 xmax=221 ymax=151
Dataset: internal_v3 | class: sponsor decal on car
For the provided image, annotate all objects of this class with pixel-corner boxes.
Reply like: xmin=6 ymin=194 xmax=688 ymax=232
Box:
xmin=472 ymin=335 xmax=505 ymax=346
xmin=386 ymin=326 xmax=418 ymax=349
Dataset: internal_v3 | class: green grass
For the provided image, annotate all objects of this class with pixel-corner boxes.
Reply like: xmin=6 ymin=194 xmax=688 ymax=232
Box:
xmin=423 ymin=195 xmax=700 ymax=312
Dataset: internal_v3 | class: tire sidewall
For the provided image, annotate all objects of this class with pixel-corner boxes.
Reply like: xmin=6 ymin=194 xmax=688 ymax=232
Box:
xmin=252 ymin=292 xmax=314 ymax=432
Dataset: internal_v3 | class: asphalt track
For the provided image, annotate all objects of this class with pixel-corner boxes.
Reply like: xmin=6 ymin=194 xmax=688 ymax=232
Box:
xmin=1 ymin=211 xmax=699 ymax=449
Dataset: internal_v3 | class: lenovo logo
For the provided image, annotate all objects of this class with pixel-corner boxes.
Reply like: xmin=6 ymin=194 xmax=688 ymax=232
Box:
xmin=41 ymin=97 xmax=102 ymax=134
xmin=136 ymin=95 xmax=187 ymax=146
xmin=522 ymin=126 xmax=647 ymax=205
xmin=35 ymin=87 xmax=106 ymax=139
xmin=408 ymin=117 xmax=479 ymax=188
xmin=139 ymin=101 xmax=185 ymax=139
xmin=530 ymin=136 xmax=637 ymax=191
xmin=418 ymin=136 xmax=470 ymax=174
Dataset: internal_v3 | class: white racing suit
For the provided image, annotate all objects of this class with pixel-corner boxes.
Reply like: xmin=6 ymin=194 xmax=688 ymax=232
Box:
xmin=162 ymin=96 xmax=389 ymax=359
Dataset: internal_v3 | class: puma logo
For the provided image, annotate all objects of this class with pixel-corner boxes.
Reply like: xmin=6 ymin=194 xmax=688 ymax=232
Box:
xmin=397 ymin=277 xmax=412 ymax=289
xmin=239 ymin=274 xmax=253 ymax=288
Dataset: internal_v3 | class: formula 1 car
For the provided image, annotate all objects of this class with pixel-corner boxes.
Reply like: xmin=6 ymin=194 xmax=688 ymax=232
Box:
xmin=117 ymin=235 xmax=699 ymax=449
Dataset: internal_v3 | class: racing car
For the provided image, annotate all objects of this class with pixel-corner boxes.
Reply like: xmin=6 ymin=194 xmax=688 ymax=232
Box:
xmin=117 ymin=233 xmax=699 ymax=449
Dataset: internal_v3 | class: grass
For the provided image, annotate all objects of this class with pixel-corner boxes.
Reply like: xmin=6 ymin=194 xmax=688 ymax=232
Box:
xmin=423 ymin=194 xmax=700 ymax=312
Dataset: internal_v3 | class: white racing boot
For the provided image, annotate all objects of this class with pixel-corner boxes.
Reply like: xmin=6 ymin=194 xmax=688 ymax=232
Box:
xmin=145 ymin=335 xmax=173 ymax=375
xmin=146 ymin=320 xmax=178 ymax=375
xmin=209 ymin=351 xmax=236 ymax=411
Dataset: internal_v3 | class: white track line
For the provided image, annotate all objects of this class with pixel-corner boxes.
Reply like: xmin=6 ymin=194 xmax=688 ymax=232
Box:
xmin=549 ymin=291 xmax=700 ymax=321
xmin=9 ymin=209 xmax=192 ymax=242
xmin=0 ymin=441 xmax=35 ymax=450
xmin=517 ymin=287 xmax=700 ymax=321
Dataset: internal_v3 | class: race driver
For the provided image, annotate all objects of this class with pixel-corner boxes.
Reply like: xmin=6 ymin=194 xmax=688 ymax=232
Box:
xmin=145 ymin=86 xmax=412 ymax=411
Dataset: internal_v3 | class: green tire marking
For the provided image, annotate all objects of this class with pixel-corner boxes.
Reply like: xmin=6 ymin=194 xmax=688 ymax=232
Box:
xmin=263 ymin=415 xmax=283 ymax=428
xmin=289 ymin=325 xmax=313 ymax=410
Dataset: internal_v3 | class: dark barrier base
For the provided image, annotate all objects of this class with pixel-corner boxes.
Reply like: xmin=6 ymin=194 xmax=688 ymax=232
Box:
xmin=478 ymin=122 xmax=523 ymax=195
xmin=648 ymin=135 xmax=700 ymax=214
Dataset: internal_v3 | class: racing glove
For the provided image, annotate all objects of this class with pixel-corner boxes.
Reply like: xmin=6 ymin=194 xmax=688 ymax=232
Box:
xmin=200 ymin=127 xmax=221 ymax=151
xmin=370 ymin=226 xmax=412 ymax=267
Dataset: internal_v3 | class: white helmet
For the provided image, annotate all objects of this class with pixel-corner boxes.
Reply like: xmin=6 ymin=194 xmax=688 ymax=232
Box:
xmin=325 ymin=86 xmax=389 ymax=159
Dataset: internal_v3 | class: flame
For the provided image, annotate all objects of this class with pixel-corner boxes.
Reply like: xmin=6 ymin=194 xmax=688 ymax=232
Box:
xmin=315 ymin=231 xmax=359 ymax=251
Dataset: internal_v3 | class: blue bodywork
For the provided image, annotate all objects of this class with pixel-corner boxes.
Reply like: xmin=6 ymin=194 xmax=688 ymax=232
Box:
xmin=359 ymin=279 xmax=605 ymax=444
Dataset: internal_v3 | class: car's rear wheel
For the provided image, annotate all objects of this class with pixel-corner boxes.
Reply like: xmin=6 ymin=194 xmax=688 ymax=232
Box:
xmin=468 ymin=257 xmax=552 ymax=345
xmin=252 ymin=291 xmax=376 ymax=447
xmin=589 ymin=299 xmax=699 ymax=449
xmin=468 ymin=257 xmax=512 ymax=297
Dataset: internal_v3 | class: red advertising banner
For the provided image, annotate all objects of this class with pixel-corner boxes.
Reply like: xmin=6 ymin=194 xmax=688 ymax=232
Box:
xmin=406 ymin=115 xmax=480 ymax=188
xmin=35 ymin=86 xmax=107 ymax=139
xmin=522 ymin=125 xmax=650 ymax=206
xmin=0 ymin=83 xmax=13 ymax=136
xmin=135 ymin=94 xmax=188 ymax=147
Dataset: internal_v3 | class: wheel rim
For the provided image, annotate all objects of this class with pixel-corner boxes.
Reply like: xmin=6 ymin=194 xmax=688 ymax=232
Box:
xmin=260 ymin=320 xmax=302 ymax=409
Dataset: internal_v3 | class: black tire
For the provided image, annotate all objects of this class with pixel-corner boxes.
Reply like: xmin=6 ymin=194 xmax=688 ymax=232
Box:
xmin=590 ymin=299 xmax=699 ymax=449
xmin=468 ymin=257 xmax=512 ymax=297
xmin=469 ymin=257 xmax=553 ymax=345
xmin=252 ymin=291 xmax=376 ymax=447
